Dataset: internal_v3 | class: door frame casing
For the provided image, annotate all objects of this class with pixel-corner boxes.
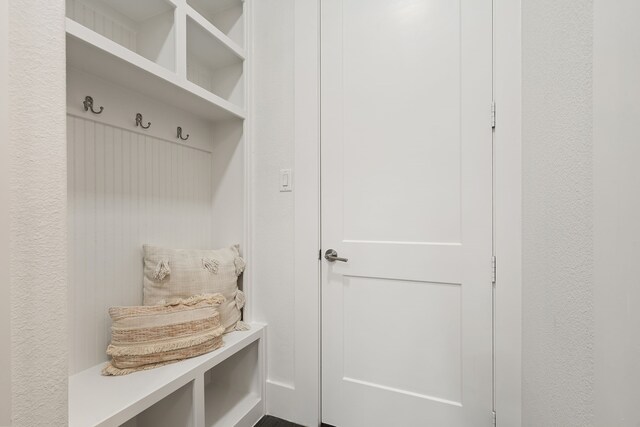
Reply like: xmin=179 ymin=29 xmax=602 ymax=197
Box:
xmin=289 ymin=1 xmax=522 ymax=425
xmin=492 ymin=0 xmax=522 ymax=425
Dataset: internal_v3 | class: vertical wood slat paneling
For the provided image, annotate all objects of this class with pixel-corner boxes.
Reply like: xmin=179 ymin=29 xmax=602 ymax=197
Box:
xmin=67 ymin=115 xmax=213 ymax=374
xmin=66 ymin=0 xmax=137 ymax=52
xmin=187 ymin=57 xmax=213 ymax=94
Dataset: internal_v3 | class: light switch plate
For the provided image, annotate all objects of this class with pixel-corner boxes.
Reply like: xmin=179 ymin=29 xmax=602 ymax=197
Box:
xmin=279 ymin=169 xmax=293 ymax=192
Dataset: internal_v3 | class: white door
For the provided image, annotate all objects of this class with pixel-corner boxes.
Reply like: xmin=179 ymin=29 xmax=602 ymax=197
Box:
xmin=321 ymin=0 xmax=494 ymax=426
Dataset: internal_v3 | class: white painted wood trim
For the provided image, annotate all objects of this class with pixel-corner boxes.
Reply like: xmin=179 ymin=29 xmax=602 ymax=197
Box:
xmin=257 ymin=318 xmax=267 ymax=421
xmin=69 ymin=324 xmax=266 ymax=427
xmin=175 ymin=1 xmax=187 ymax=78
xmin=256 ymin=0 xmax=321 ymax=424
xmin=66 ymin=18 xmax=246 ymax=121
xmin=243 ymin=0 xmax=255 ymax=324
xmin=261 ymin=1 xmax=321 ymax=425
xmin=193 ymin=373 xmax=205 ymax=427
xmin=493 ymin=0 xmax=522 ymax=425
xmin=257 ymin=0 xmax=321 ymax=424
xmin=291 ymin=0 xmax=321 ymax=425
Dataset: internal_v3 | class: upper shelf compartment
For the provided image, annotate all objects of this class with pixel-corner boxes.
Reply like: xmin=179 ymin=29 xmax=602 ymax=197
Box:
xmin=187 ymin=0 xmax=244 ymax=48
xmin=66 ymin=19 xmax=245 ymax=122
xmin=187 ymin=16 xmax=245 ymax=108
xmin=65 ymin=0 xmax=247 ymax=121
xmin=66 ymin=0 xmax=177 ymax=72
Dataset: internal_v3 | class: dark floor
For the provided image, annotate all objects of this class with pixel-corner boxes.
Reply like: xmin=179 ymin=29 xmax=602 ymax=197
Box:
xmin=255 ymin=415 xmax=335 ymax=427
xmin=255 ymin=416 xmax=303 ymax=427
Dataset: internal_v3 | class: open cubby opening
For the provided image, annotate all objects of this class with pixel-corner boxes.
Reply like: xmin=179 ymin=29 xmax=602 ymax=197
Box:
xmin=204 ymin=341 xmax=261 ymax=427
xmin=187 ymin=17 xmax=244 ymax=107
xmin=187 ymin=0 xmax=244 ymax=47
xmin=66 ymin=0 xmax=176 ymax=72
xmin=120 ymin=381 xmax=195 ymax=427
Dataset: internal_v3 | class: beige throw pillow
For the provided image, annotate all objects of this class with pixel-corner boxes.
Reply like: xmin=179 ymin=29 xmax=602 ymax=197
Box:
xmin=142 ymin=244 xmax=248 ymax=332
xmin=103 ymin=294 xmax=226 ymax=376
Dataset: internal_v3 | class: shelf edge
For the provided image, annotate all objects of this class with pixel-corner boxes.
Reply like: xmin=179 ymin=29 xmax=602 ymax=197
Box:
xmin=66 ymin=18 xmax=246 ymax=121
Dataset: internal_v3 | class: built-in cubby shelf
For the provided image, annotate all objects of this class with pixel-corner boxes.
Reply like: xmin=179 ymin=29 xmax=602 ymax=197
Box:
xmin=66 ymin=0 xmax=259 ymax=425
xmin=204 ymin=341 xmax=261 ymax=427
xmin=69 ymin=325 xmax=265 ymax=427
xmin=65 ymin=0 xmax=246 ymax=122
xmin=187 ymin=15 xmax=244 ymax=107
xmin=66 ymin=0 xmax=177 ymax=72
xmin=187 ymin=0 xmax=244 ymax=48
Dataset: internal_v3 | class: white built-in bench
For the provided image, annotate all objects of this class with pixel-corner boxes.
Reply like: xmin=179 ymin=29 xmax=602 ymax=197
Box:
xmin=69 ymin=324 xmax=266 ymax=427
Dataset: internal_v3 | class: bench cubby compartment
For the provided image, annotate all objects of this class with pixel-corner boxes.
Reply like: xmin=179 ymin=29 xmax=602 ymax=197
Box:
xmin=120 ymin=381 xmax=196 ymax=427
xmin=204 ymin=341 xmax=261 ymax=427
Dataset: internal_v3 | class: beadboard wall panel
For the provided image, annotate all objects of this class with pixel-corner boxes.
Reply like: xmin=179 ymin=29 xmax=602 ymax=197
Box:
xmin=67 ymin=115 xmax=214 ymax=374
xmin=66 ymin=0 xmax=137 ymax=52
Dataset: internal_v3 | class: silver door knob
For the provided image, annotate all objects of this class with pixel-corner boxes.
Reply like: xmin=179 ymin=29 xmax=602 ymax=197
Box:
xmin=324 ymin=249 xmax=348 ymax=262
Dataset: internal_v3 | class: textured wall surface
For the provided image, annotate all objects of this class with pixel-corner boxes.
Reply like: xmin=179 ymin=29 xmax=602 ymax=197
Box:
xmin=251 ymin=0 xmax=296 ymax=387
xmin=0 ymin=0 xmax=11 ymax=425
xmin=8 ymin=0 xmax=68 ymax=426
xmin=522 ymin=1 xmax=594 ymax=425
xmin=593 ymin=1 xmax=640 ymax=425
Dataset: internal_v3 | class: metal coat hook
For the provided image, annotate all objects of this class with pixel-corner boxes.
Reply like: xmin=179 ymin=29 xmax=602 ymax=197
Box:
xmin=135 ymin=113 xmax=151 ymax=129
xmin=83 ymin=96 xmax=103 ymax=114
xmin=177 ymin=127 xmax=189 ymax=141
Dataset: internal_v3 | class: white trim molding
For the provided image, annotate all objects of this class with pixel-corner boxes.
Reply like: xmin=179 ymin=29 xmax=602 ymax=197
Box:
xmin=493 ymin=0 xmax=522 ymax=425
xmin=264 ymin=0 xmax=322 ymax=425
xmin=291 ymin=0 xmax=321 ymax=424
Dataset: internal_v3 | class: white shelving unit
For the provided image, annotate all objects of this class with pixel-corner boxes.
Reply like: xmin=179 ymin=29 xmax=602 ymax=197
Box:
xmin=65 ymin=0 xmax=246 ymax=121
xmin=69 ymin=325 xmax=265 ymax=427
xmin=65 ymin=0 xmax=260 ymax=426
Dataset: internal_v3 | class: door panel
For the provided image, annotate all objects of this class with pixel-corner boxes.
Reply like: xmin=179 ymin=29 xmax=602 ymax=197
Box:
xmin=343 ymin=277 xmax=462 ymax=403
xmin=341 ymin=0 xmax=462 ymax=245
xmin=321 ymin=0 xmax=493 ymax=425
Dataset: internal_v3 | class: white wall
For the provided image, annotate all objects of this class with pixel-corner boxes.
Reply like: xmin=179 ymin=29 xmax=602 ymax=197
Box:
xmin=522 ymin=1 xmax=594 ymax=425
xmin=594 ymin=1 xmax=640 ymax=425
xmin=7 ymin=0 xmax=68 ymax=425
xmin=251 ymin=1 xmax=320 ymax=425
xmin=252 ymin=0 xmax=296 ymax=390
xmin=0 ymin=0 xmax=11 ymax=425
xmin=250 ymin=1 xmax=640 ymax=426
